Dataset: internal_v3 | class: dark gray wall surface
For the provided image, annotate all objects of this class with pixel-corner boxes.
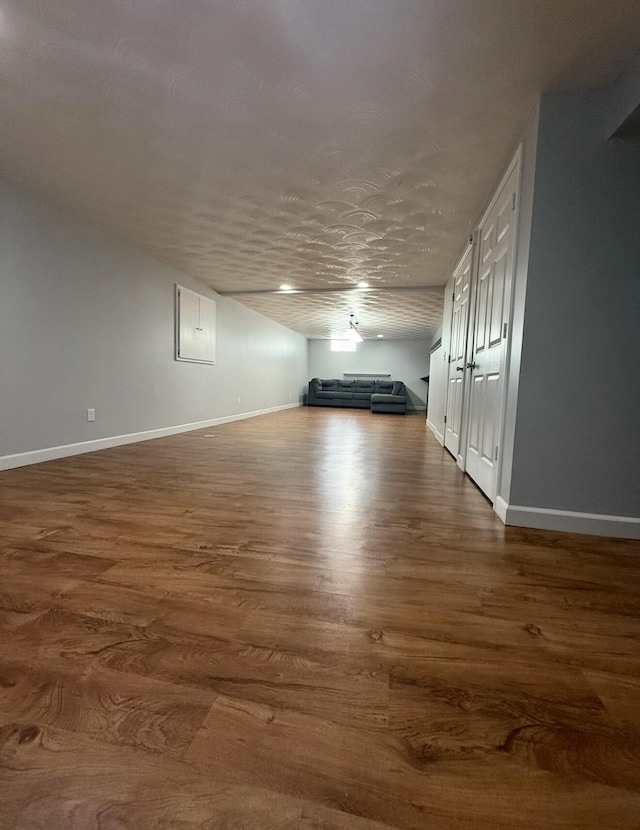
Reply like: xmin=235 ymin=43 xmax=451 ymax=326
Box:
xmin=510 ymin=90 xmax=640 ymax=516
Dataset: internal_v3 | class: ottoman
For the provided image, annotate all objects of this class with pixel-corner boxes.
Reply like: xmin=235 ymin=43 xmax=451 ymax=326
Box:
xmin=370 ymin=392 xmax=407 ymax=414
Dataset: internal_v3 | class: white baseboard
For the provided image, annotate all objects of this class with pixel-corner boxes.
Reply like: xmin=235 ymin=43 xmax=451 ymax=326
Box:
xmin=494 ymin=496 xmax=509 ymax=523
xmin=426 ymin=419 xmax=444 ymax=446
xmin=494 ymin=497 xmax=640 ymax=540
xmin=407 ymin=405 xmax=426 ymax=412
xmin=0 ymin=402 xmax=301 ymax=472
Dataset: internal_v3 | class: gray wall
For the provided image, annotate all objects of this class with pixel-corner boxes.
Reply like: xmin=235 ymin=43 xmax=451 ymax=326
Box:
xmin=508 ymin=90 xmax=640 ymax=517
xmin=308 ymin=338 xmax=430 ymax=409
xmin=606 ymin=50 xmax=640 ymax=138
xmin=0 ymin=179 xmax=308 ymax=459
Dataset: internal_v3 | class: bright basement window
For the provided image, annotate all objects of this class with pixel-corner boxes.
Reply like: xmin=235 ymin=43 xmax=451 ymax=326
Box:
xmin=331 ymin=339 xmax=356 ymax=352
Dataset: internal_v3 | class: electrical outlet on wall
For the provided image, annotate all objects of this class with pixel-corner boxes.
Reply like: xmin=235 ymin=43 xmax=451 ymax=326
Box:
xmin=87 ymin=408 xmax=96 ymax=422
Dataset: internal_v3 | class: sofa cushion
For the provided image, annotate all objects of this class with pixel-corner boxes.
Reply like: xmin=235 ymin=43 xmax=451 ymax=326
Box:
xmin=355 ymin=381 xmax=375 ymax=393
xmin=316 ymin=391 xmax=335 ymax=399
xmin=321 ymin=379 xmax=338 ymax=390
xmin=375 ymin=381 xmax=394 ymax=393
xmin=337 ymin=380 xmax=356 ymax=390
xmin=353 ymin=392 xmax=373 ymax=400
xmin=371 ymin=393 xmax=407 ymax=404
xmin=334 ymin=392 xmax=354 ymax=400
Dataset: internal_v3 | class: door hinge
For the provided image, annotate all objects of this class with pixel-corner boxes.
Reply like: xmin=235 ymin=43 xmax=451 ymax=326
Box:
xmin=444 ymin=415 xmax=447 ymax=424
xmin=468 ymin=233 xmax=474 ymax=245
xmin=503 ymin=322 xmax=508 ymax=339
xmin=494 ymin=445 xmax=499 ymax=460
xmin=452 ymin=291 xmax=455 ymax=302
xmin=511 ymin=192 xmax=516 ymax=211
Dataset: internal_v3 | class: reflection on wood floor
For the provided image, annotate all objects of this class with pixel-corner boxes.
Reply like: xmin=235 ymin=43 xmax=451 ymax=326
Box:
xmin=1 ymin=407 xmax=639 ymax=829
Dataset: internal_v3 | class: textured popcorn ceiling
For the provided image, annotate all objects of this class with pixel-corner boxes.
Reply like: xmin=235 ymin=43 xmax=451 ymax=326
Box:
xmin=236 ymin=289 xmax=445 ymax=340
xmin=1 ymin=1 xmax=639 ymax=339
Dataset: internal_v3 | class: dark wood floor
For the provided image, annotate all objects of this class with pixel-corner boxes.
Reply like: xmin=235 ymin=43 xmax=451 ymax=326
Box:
xmin=1 ymin=408 xmax=639 ymax=829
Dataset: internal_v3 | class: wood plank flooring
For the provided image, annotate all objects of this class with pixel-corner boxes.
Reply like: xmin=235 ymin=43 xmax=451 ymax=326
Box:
xmin=1 ymin=407 xmax=640 ymax=829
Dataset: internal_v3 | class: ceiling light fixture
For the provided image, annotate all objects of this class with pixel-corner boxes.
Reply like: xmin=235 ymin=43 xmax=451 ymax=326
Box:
xmin=377 ymin=334 xmax=384 ymax=338
xmin=357 ymin=281 xmax=369 ymax=288
xmin=349 ymin=316 xmax=363 ymax=343
xmin=279 ymin=283 xmax=292 ymax=291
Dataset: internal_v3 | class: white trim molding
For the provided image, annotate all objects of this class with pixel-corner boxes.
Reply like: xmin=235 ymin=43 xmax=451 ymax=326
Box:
xmin=426 ymin=419 xmax=444 ymax=446
xmin=494 ymin=497 xmax=640 ymax=540
xmin=494 ymin=496 xmax=509 ymax=523
xmin=0 ymin=403 xmax=301 ymax=472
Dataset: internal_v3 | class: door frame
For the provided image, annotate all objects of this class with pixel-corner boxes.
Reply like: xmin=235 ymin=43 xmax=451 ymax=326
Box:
xmin=458 ymin=146 xmax=523 ymax=499
xmin=455 ymin=233 xmax=480 ymax=474
xmin=443 ymin=242 xmax=473 ymax=463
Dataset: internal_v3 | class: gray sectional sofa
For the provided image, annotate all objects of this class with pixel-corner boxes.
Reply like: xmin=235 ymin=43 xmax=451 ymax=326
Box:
xmin=308 ymin=378 xmax=408 ymax=414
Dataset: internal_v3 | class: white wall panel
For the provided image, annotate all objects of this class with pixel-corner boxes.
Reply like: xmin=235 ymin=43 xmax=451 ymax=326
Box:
xmin=426 ymin=345 xmax=447 ymax=443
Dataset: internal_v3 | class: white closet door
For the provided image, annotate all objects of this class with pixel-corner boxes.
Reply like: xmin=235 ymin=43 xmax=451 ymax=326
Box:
xmin=464 ymin=163 xmax=519 ymax=501
xmin=444 ymin=247 xmax=472 ymax=460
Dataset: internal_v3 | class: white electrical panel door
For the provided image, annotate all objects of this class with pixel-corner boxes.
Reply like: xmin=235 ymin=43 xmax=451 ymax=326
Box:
xmin=175 ymin=285 xmax=216 ymax=364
